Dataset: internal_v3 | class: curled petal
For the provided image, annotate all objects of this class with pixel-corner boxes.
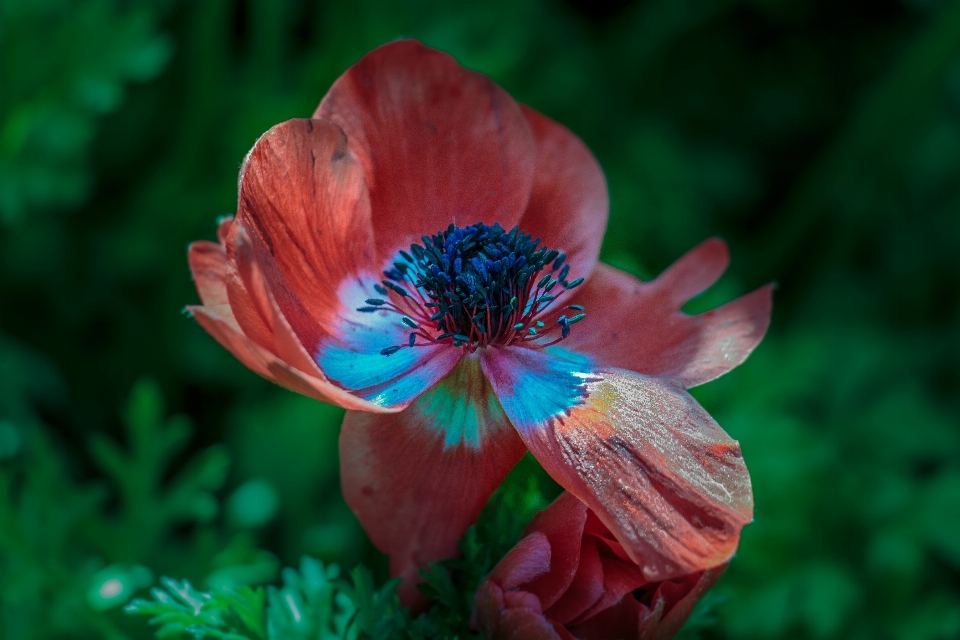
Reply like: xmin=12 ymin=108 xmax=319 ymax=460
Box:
xmin=476 ymin=490 xmax=724 ymax=639
xmin=316 ymin=40 xmax=535 ymax=261
xmin=521 ymin=491 xmax=589 ymax=609
xmin=482 ymin=347 xmax=753 ymax=581
xmin=565 ymin=242 xmax=772 ymax=388
xmin=339 ymin=355 xmax=526 ymax=605
xmin=490 ymin=532 xmax=553 ymax=591
xmin=187 ymin=304 xmax=274 ymax=381
xmin=235 ymin=118 xmax=375 ymax=336
xmin=187 ymin=231 xmax=394 ymax=413
xmin=545 ymin=537 xmax=604 ymax=625
xmin=574 ymin=523 xmax=648 ymax=623
xmin=516 ymin=105 xmax=608 ymax=282
xmin=188 ymin=241 xmax=230 ymax=307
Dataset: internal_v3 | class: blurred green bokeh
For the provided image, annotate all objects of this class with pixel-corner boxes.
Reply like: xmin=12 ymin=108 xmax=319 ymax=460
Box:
xmin=1 ymin=0 xmax=959 ymax=638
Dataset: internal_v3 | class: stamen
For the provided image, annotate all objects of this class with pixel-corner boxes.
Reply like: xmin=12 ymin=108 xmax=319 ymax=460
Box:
xmin=370 ymin=222 xmax=587 ymax=354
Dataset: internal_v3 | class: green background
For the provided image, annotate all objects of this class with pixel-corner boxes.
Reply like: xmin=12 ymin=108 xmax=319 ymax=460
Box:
xmin=2 ymin=0 xmax=960 ymax=638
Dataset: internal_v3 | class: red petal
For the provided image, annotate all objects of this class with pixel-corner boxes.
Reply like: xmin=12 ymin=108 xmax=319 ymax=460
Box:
xmin=188 ymin=304 xmax=275 ymax=381
xmin=565 ymin=242 xmax=772 ymax=388
xmin=235 ymin=118 xmax=375 ymax=336
xmin=216 ymin=215 xmax=233 ymax=244
xmin=188 ymin=241 xmax=230 ymax=307
xmin=490 ymin=532 xmax=553 ymax=591
xmin=339 ymin=355 xmax=526 ymax=606
xmin=639 ymin=566 xmax=725 ymax=640
xmin=522 ymin=492 xmax=588 ymax=609
xmin=544 ymin=537 xmax=604 ymax=625
xmin=569 ymin=595 xmax=646 ymax=640
xmin=233 ymin=211 xmax=464 ymax=409
xmin=187 ymin=304 xmax=390 ymax=412
xmin=516 ymin=105 xmax=607 ymax=282
xmin=482 ymin=349 xmax=753 ymax=582
xmin=223 ymin=223 xmax=277 ymax=353
xmin=652 ymin=237 xmax=729 ymax=306
xmin=188 ymin=225 xmax=395 ymax=413
xmin=315 ymin=40 xmax=535 ymax=261
xmin=474 ymin=581 xmax=507 ymax=638
xmin=574 ymin=539 xmax=648 ymax=624
xmin=496 ymin=610 xmax=565 ymax=640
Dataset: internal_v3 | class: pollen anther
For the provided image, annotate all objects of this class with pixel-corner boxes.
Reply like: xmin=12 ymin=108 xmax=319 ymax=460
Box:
xmin=372 ymin=222 xmax=586 ymax=354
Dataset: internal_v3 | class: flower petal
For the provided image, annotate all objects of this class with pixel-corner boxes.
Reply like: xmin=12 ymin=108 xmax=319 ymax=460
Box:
xmin=188 ymin=227 xmax=396 ymax=413
xmin=229 ymin=207 xmax=458 ymax=409
xmin=544 ymin=536 xmax=604 ymax=625
xmin=565 ymin=241 xmax=772 ymax=388
xmin=489 ymin=532 xmax=553 ymax=591
xmin=315 ymin=276 xmax=464 ymax=407
xmin=482 ymin=347 xmax=753 ymax=582
xmin=573 ymin=535 xmax=647 ymax=624
xmin=571 ymin=566 xmax=725 ymax=640
xmin=187 ymin=304 xmax=274 ymax=380
xmin=315 ymin=40 xmax=535 ymax=261
xmin=188 ymin=240 xmax=230 ymax=307
xmin=187 ymin=303 xmax=393 ymax=412
xmin=339 ymin=355 xmax=526 ymax=605
xmin=235 ymin=118 xmax=375 ymax=334
xmin=522 ymin=491 xmax=589 ymax=609
xmin=516 ymin=105 xmax=608 ymax=282
xmin=638 ymin=566 xmax=725 ymax=640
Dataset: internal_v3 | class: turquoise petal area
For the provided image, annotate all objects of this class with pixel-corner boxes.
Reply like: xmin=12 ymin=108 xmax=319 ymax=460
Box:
xmin=480 ymin=346 xmax=595 ymax=434
xmin=316 ymin=276 xmax=462 ymax=408
xmin=411 ymin=354 xmax=509 ymax=449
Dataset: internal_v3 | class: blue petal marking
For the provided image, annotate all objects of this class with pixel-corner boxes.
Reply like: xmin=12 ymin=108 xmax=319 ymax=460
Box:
xmin=480 ymin=346 xmax=595 ymax=434
xmin=317 ymin=276 xmax=460 ymax=407
xmin=411 ymin=354 xmax=508 ymax=449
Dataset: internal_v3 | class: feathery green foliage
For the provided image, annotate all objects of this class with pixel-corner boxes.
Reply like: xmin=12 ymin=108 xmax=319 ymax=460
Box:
xmin=2 ymin=0 xmax=960 ymax=639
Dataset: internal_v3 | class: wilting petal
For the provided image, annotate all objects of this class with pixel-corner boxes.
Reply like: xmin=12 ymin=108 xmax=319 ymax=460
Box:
xmin=652 ymin=237 xmax=730 ymax=306
xmin=235 ymin=118 xmax=375 ymax=334
xmin=316 ymin=40 xmax=535 ymax=261
xmin=339 ymin=355 xmax=526 ymax=605
xmin=565 ymin=240 xmax=772 ymax=388
xmin=516 ymin=105 xmax=608 ymax=282
xmin=482 ymin=347 xmax=753 ymax=582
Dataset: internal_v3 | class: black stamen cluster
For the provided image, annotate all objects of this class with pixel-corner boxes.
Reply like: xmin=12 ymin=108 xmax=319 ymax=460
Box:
xmin=359 ymin=222 xmax=586 ymax=354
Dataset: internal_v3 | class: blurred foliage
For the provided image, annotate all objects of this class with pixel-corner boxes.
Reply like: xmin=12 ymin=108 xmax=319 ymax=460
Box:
xmin=1 ymin=0 xmax=960 ymax=638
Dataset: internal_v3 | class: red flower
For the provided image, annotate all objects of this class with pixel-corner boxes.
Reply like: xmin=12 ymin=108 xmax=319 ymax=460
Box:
xmin=474 ymin=492 xmax=725 ymax=640
xmin=187 ymin=40 xmax=771 ymax=605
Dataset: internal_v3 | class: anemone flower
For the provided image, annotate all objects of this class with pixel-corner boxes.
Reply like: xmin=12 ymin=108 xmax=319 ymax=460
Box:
xmin=186 ymin=39 xmax=772 ymax=605
xmin=474 ymin=491 xmax=724 ymax=640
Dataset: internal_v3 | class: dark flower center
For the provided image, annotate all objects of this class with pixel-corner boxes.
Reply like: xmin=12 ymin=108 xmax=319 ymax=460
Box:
xmin=358 ymin=222 xmax=586 ymax=355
